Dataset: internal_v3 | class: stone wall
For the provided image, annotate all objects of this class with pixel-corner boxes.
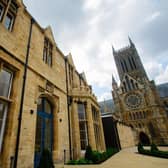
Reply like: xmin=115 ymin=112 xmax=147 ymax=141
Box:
xmin=66 ymin=53 xmax=106 ymax=159
xmin=0 ymin=1 xmax=105 ymax=167
xmin=0 ymin=1 xmax=69 ymax=167
xmin=117 ymin=122 xmax=135 ymax=149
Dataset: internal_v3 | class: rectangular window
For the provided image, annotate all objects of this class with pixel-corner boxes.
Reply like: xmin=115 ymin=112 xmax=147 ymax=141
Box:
xmin=0 ymin=66 xmax=13 ymax=152
xmin=0 ymin=4 xmax=4 ymax=21
xmin=0 ymin=0 xmax=17 ymax=31
xmin=4 ymin=12 xmax=14 ymax=31
xmin=43 ymin=38 xmax=53 ymax=67
xmin=0 ymin=101 xmax=8 ymax=152
xmin=0 ymin=68 xmax=13 ymax=97
xmin=92 ymin=106 xmax=101 ymax=150
xmin=78 ymin=103 xmax=88 ymax=150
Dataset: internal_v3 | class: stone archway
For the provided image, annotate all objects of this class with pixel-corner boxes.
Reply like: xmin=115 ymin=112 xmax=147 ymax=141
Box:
xmin=139 ymin=132 xmax=150 ymax=145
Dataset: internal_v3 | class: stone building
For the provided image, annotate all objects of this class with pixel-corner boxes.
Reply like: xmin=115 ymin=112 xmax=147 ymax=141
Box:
xmin=101 ymin=112 xmax=135 ymax=150
xmin=0 ymin=0 xmax=105 ymax=168
xmin=65 ymin=54 xmax=105 ymax=160
xmin=112 ymin=38 xmax=168 ymax=145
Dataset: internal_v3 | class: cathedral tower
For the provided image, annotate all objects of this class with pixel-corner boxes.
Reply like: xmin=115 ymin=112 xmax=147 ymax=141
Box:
xmin=112 ymin=38 xmax=168 ymax=144
xmin=113 ymin=37 xmax=147 ymax=82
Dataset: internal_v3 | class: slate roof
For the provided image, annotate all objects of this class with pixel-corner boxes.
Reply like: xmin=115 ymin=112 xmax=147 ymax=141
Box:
xmin=99 ymin=99 xmax=114 ymax=114
xmin=157 ymin=82 xmax=168 ymax=98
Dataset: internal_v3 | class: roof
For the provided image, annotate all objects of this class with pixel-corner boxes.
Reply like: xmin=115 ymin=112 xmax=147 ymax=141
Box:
xmin=157 ymin=83 xmax=168 ymax=98
xmin=99 ymin=99 xmax=114 ymax=114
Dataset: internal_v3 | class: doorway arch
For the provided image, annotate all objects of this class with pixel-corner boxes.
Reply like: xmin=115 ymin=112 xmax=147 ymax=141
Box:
xmin=139 ymin=132 xmax=150 ymax=145
xmin=34 ymin=97 xmax=53 ymax=168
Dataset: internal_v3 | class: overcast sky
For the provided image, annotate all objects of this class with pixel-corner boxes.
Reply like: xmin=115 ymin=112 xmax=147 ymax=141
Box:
xmin=24 ymin=0 xmax=168 ymax=101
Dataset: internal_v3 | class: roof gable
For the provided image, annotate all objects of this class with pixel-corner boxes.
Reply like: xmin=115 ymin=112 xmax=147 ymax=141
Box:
xmin=80 ymin=72 xmax=87 ymax=83
xmin=67 ymin=53 xmax=75 ymax=67
xmin=44 ymin=26 xmax=56 ymax=45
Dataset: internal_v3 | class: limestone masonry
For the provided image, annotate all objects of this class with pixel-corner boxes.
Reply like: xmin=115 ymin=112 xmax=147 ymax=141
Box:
xmin=112 ymin=38 xmax=168 ymax=145
xmin=0 ymin=0 xmax=105 ymax=167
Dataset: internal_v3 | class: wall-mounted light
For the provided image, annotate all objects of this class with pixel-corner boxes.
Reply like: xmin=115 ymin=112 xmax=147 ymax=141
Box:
xmin=30 ymin=109 xmax=34 ymax=115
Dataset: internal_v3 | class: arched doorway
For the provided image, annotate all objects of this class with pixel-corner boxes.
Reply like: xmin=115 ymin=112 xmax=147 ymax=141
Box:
xmin=139 ymin=132 xmax=150 ymax=145
xmin=34 ymin=97 xmax=53 ymax=168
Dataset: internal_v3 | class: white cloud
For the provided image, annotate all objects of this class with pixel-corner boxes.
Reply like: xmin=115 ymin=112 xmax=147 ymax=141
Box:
xmin=98 ymin=92 xmax=112 ymax=102
xmin=84 ymin=0 xmax=102 ymax=11
xmin=144 ymin=61 xmax=163 ymax=80
xmin=24 ymin=0 xmax=168 ymax=101
xmin=155 ymin=65 xmax=168 ymax=84
xmin=145 ymin=12 xmax=161 ymax=23
xmin=145 ymin=61 xmax=168 ymax=85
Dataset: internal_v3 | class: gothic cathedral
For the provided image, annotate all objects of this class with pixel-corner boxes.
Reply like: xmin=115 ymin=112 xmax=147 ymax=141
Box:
xmin=112 ymin=38 xmax=168 ymax=144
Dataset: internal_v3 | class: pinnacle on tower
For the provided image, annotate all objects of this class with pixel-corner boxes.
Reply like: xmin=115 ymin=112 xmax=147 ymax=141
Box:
xmin=112 ymin=74 xmax=118 ymax=90
xmin=112 ymin=45 xmax=116 ymax=55
xmin=128 ymin=36 xmax=135 ymax=47
xmin=112 ymin=74 xmax=117 ymax=84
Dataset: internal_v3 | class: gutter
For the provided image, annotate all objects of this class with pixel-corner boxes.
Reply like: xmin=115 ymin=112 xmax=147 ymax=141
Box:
xmin=13 ymin=17 xmax=35 ymax=168
xmin=65 ymin=58 xmax=72 ymax=160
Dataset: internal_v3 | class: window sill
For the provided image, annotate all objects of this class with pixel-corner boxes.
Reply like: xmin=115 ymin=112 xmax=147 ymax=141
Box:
xmin=0 ymin=96 xmax=13 ymax=103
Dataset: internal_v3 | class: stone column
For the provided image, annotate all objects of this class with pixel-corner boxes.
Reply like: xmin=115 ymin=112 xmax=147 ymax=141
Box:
xmin=97 ymin=108 xmax=106 ymax=151
xmin=71 ymin=99 xmax=81 ymax=159
xmin=85 ymin=100 xmax=96 ymax=150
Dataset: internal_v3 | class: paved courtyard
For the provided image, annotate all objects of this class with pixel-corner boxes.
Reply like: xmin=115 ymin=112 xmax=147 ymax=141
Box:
xmin=56 ymin=147 xmax=168 ymax=168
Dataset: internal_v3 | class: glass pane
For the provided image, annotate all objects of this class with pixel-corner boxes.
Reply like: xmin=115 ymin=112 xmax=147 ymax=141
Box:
xmin=0 ymin=102 xmax=6 ymax=142
xmin=0 ymin=4 xmax=4 ymax=21
xmin=0 ymin=103 xmax=4 ymax=118
xmin=78 ymin=104 xmax=86 ymax=120
xmin=44 ymin=100 xmax=51 ymax=114
xmin=79 ymin=121 xmax=88 ymax=150
xmin=48 ymin=55 xmax=52 ymax=66
xmin=81 ymin=140 xmax=87 ymax=150
xmin=43 ymin=48 xmax=47 ymax=62
xmin=0 ymin=69 xmax=12 ymax=97
xmin=44 ymin=118 xmax=51 ymax=151
xmin=80 ymin=131 xmax=87 ymax=139
xmin=37 ymin=98 xmax=42 ymax=112
xmin=10 ymin=1 xmax=17 ymax=14
xmin=35 ymin=116 xmax=43 ymax=153
xmin=0 ymin=103 xmax=4 ymax=132
xmin=79 ymin=122 xmax=85 ymax=131
xmin=4 ymin=13 xmax=13 ymax=30
xmin=0 ymin=120 xmax=2 ymax=134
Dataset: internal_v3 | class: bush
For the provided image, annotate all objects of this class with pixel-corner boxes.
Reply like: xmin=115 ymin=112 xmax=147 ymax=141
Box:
xmin=137 ymin=143 xmax=168 ymax=159
xmin=106 ymin=148 xmax=118 ymax=157
xmin=77 ymin=158 xmax=89 ymax=164
xmin=137 ymin=142 xmax=144 ymax=153
xmin=38 ymin=149 xmax=54 ymax=168
xmin=151 ymin=143 xmax=158 ymax=152
xmin=85 ymin=145 xmax=93 ymax=161
xmin=67 ymin=147 xmax=118 ymax=165
xmin=67 ymin=159 xmax=78 ymax=165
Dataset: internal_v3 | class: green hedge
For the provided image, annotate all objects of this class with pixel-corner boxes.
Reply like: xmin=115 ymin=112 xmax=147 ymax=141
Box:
xmin=137 ymin=143 xmax=168 ymax=159
xmin=67 ymin=146 xmax=118 ymax=165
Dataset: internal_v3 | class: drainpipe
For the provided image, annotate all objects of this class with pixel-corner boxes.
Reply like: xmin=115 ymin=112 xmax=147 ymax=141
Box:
xmin=65 ymin=58 xmax=72 ymax=160
xmin=13 ymin=17 xmax=35 ymax=168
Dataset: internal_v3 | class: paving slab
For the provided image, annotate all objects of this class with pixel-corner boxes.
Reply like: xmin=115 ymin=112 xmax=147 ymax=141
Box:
xmin=62 ymin=147 xmax=168 ymax=168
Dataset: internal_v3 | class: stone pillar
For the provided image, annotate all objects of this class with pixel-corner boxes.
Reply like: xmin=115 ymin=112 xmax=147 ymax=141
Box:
xmin=71 ymin=99 xmax=81 ymax=159
xmin=97 ymin=108 xmax=106 ymax=151
xmin=85 ymin=100 xmax=96 ymax=150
